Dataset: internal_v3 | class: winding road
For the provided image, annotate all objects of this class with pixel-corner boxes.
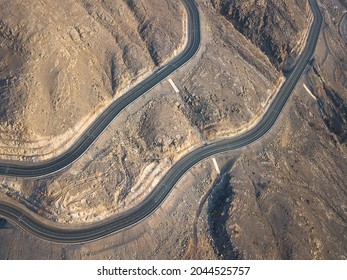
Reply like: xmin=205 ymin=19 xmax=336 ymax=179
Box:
xmin=0 ymin=0 xmax=323 ymax=243
xmin=339 ymin=12 xmax=347 ymax=44
xmin=0 ymin=0 xmax=200 ymax=177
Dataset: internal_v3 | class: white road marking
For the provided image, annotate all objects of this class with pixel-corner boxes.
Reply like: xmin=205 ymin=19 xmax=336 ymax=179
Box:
xmin=212 ymin=157 xmax=221 ymax=175
xmin=168 ymin=78 xmax=180 ymax=93
xmin=303 ymin=84 xmax=317 ymax=101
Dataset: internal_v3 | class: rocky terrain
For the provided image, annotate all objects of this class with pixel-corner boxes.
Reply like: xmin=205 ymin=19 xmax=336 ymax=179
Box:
xmin=0 ymin=0 xmax=184 ymax=161
xmin=0 ymin=0 xmax=346 ymax=260
xmin=0 ymin=0 xmax=311 ymax=161
xmin=210 ymin=0 xmax=311 ymax=70
xmin=224 ymin=72 xmax=347 ymax=259
xmin=0 ymin=0 xmax=311 ymax=224
xmin=211 ymin=0 xmax=347 ymax=259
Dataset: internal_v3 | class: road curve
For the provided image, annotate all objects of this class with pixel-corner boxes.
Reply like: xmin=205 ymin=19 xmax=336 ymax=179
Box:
xmin=0 ymin=0 xmax=200 ymax=177
xmin=0 ymin=0 xmax=322 ymax=243
xmin=339 ymin=12 xmax=347 ymax=44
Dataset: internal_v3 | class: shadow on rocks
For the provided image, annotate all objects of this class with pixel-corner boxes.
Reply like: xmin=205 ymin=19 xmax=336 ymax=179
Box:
xmin=207 ymin=157 xmax=241 ymax=260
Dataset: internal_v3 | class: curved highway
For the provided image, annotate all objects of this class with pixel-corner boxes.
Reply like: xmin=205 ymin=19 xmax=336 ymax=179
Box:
xmin=0 ymin=0 xmax=200 ymax=177
xmin=339 ymin=12 xmax=347 ymax=44
xmin=0 ymin=0 xmax=322 ymax=243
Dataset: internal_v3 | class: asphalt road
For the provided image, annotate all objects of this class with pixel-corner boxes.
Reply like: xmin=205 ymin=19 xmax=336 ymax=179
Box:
xmin=0 ymin=0 xmax=200 ymax=177
xmin=0 ymin=0 xmax=323 ymax=243
xmin=339 ymin=12 xmax=347 ymax=44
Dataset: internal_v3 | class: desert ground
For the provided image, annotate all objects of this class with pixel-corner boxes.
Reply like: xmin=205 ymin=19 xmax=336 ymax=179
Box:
xmin=0 ymin=0 xmax=346 ymax=259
